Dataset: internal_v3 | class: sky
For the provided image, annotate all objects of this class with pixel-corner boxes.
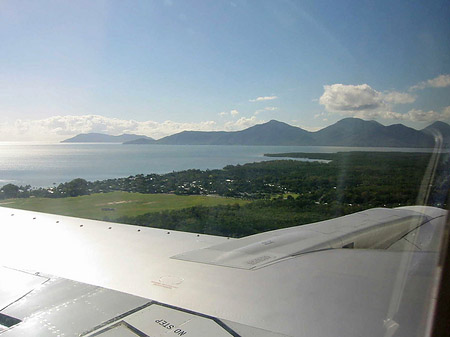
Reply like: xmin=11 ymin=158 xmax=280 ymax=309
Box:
xmin=0 ymin=0 xmax=449 ymax=141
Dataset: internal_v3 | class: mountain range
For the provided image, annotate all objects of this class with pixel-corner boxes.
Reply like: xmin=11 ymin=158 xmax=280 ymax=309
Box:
xmin=62 ymin=118 xmax=450 ymax=148
xmin=61 ymin=133 xmax=154 ymax=143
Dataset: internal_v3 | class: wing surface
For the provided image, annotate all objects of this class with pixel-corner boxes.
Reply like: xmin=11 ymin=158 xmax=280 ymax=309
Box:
xmin=0 ymin=206 xmax=447 ymax=337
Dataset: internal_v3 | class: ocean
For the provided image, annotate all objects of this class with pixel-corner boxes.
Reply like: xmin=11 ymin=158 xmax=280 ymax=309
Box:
xmin=0 ymin=143 xmax=437 ymax=188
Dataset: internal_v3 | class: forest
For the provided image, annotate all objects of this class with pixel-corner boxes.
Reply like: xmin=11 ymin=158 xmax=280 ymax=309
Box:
xmin=1 ymin=152 xmax=448 ymax=237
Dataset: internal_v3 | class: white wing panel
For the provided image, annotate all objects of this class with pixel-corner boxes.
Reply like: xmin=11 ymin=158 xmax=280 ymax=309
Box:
xmin=0 ymin=206 xmax=447 ymax=337
xmin=173 ymin=208 xmax=443 ymax=269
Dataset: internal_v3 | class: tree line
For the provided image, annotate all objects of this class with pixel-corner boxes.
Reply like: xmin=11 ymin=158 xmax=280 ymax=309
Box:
xmin=2 ymin=151 xmax=447 ymax=206
xmin=1 ymin=151 xmax=448 ymax=237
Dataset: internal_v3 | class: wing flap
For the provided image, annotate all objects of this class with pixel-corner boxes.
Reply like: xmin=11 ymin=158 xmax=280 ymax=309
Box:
xmin=172 ymin=208 xmax=437 ymax=269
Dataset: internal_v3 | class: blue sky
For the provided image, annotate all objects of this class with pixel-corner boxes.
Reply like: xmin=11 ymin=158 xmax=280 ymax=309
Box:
xmin=0 ymin=0 xmax=449 ymax=141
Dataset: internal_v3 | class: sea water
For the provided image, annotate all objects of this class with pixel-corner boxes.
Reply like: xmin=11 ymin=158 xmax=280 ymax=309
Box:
xmin=0 ymin=142 xmax=436 ymax=187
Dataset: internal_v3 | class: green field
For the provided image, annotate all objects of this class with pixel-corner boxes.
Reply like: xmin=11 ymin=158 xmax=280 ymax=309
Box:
xmin=0 ymin=192 xmax=249 ymax=221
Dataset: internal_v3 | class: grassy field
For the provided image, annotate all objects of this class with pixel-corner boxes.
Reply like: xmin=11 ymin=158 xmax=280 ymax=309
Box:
xmin=0 ymin=192 xmax=249 ymax=221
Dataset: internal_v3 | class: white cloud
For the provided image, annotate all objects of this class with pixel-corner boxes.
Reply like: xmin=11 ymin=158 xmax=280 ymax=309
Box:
xmin=395 ymin=106 xmax=450 ymax=122
xmin=0 ymin=115 xmax=219 ymax=142
xmin=314 ymin=112 xmax=327 ymax=119
xmin=410 ymin=74 xmax=450 ymax=91
xmin=402 ymin=109 xmax=439 ymax=122
xmin=345 ymin=106 xmax=450 ymax=122
xmin=249 ymin=96 xmax=278 ymax=102
xmin=382 ymin=91 xmax=416 ymax=104
xmin=218 ymin=109 xmax=240 ymax=117
xmin=319 ymin=84 xmax=385 ymax=113
xmin=224 ymin=116 xmax=264 ymax=130
xmin=319 ymin=83 xmax=416 ymax=120
xmin=428 ymin=75 xmax=450 ymax=88
xmin=254 ymin=106 xmax=278 ymax=115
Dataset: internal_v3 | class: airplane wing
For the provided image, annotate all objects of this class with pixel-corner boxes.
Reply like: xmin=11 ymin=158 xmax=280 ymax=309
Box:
xmin=0 ymin=206 xmax=447 ymax=337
